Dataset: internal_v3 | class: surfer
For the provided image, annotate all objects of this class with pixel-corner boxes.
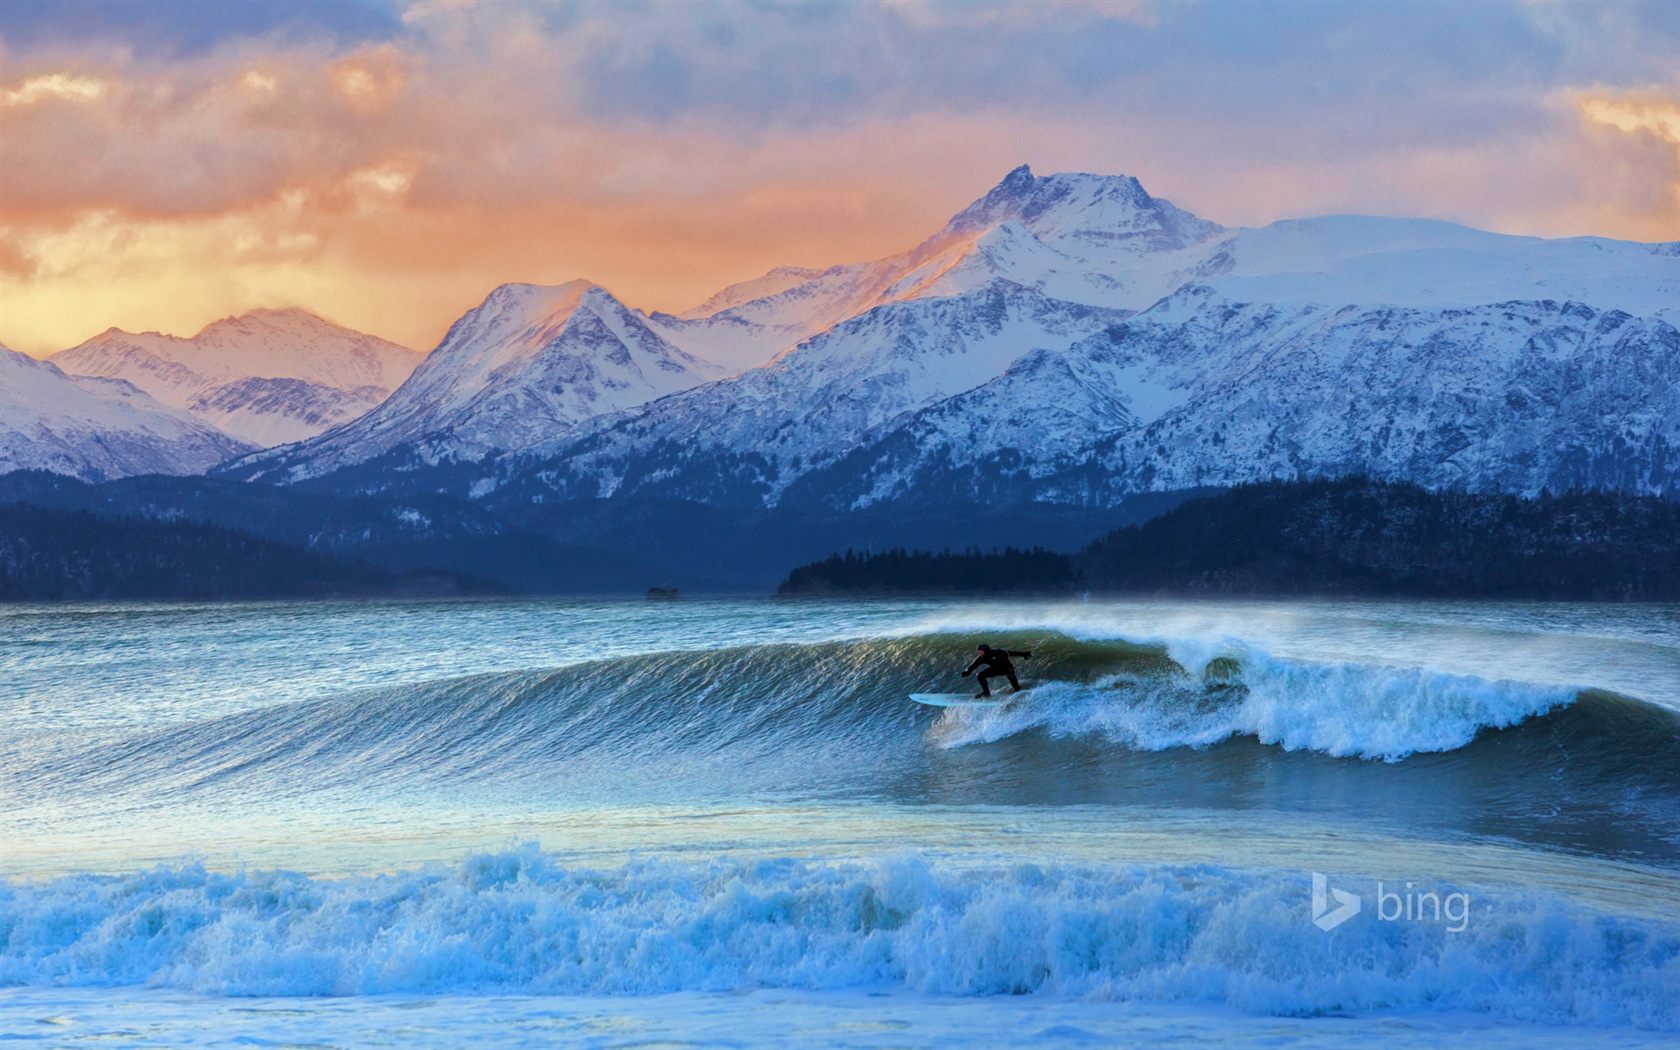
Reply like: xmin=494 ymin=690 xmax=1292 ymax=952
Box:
xmin=961 ymin=643 xmax=1032 ymax=698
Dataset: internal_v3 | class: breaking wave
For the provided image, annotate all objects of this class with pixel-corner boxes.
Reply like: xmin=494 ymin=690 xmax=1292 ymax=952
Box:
xmin=927 ymin=647 xmax=1575 ymax=760
xmin=1 ymin=848 xmax=1676 ymax=1030
xmin=11 ymin=631 xmax=1680 ymax=860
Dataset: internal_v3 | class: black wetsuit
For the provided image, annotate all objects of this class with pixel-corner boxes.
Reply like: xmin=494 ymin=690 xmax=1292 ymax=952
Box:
xmin=963 ymin=648 xmax=1031 ymax=697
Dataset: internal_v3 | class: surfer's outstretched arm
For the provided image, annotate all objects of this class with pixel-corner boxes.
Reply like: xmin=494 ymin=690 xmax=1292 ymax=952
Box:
xmin=1009 ymin=650 xmax=1032 ymax=658
xmin=961 ymin=655 xmax=985 ymax=675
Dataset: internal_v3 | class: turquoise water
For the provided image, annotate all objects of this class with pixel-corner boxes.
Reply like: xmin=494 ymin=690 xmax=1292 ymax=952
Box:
xmin=2 ymin=597 xmax=1678 ymax=1046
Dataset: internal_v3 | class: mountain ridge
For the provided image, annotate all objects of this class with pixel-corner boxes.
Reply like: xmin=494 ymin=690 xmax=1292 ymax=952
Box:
xmin=0 ymin=342 xmax=252 ymax=481
xmin=10 ymin=164 xmax=1677 ymax=515
xmin=51 ymin=308 xmax=420 ymax=447
xmin=222 ymin=281 xmax=724 ymax=486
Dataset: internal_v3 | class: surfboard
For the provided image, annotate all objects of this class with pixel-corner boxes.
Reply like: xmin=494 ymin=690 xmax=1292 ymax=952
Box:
xmin=909 ymin=692 xmax=1014 ymax=708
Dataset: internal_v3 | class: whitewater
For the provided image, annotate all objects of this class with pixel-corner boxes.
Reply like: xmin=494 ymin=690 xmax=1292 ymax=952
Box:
xmin=2 ymin=597 xmax=1678 ymax=1047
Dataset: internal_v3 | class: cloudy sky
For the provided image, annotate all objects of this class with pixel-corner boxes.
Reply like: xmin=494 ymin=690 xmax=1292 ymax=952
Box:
xmin=3 ymin=0 xmax=1678 ymax=355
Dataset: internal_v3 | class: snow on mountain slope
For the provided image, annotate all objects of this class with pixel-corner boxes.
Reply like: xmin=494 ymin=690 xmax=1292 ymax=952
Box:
xmin=783 ymin=291 xmax=1680 ymax=509
xmin=1200 ymin=217 xmax=1680 ymax=315
xmin=506 ymin=281 xmax=1131 ymax=506
xmin=186 ymin=377 xmax=392 ymax=447
xmin=223 ymin=282 xmax=723 ymax=485
xmin=0 ymin=343 xmax=252 ymax=481
xmin=777 ymin=339 xmax=1146 ymax=510
xmin=51 ymin=308 xmax=420 ymax=446
xmin=642 ymin=310 xmax=809 ymax=376
xmin=677 ymin=266 xmax=830 ymax=319
xmin=647 ymin=165 xmax=1224 ymax=372
xmin=1093 ymin=294 xmax=1680 ymax=498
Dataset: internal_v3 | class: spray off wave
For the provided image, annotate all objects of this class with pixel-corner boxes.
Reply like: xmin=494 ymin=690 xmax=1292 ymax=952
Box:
xmin=930 ymin=646 xmax=1577 ymax=761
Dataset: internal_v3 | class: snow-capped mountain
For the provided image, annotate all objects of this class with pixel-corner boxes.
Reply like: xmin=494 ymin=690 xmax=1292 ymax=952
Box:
xmin=489 ymin=167 xmax=1679 ymax=509
xmin=51 ymin=308 xmax=419 ymax=447
xmin=509 ymin=281 xmax=1129 ymax=506
xmin=645 ymin=164 xmax=1226 ymax=371
xmin=235 ymin=166 xmax=1215 ymax=492
xmin=774 ymin=293 xmax=1680 ymax=509
xmin=200 ymin=164 xmax=1680 ymax=510
xmin=224 ymin=282 xmax=723 ymax=485
xmin=0 ymin=342 xmax=252 ymax=481
xmin=662 ymin=165 xmax=1675 ymax=338
xmin=1090 ymin=294 xmax=1680 ymax=498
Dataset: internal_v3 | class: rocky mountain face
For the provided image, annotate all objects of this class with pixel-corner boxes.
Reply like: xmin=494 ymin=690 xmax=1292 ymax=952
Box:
xmin=1086 ymin=295 xmax=1680 ymax=499
xmin=777 ymin=293 xmax=1680 ymax=510
xmin=506 ymin=282 xmax=1131 ymax=507
xmin=51 ymin=308 xmax=420 ymax=447
xmin=0 ymin=342 xmax=252 ymax=481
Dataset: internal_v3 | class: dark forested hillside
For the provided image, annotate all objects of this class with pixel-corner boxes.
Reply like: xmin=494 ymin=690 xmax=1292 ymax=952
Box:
xmin=0 ymin=470 xmax=1184 ymax=594
xmin=0 ymin=471 xmax=688 ymax=595
xmin=1078 ymin=478 xmax=1680 ymax=600
xmin=0 ymin=504 xmax=485 ymax=601
xmin=777 ymin=547 xmax=1079 ymax=595
xmin=9 ymin=470 xmax=1678 ymax=601
xmin=776 ymin=480 xmax=1680 ymax=599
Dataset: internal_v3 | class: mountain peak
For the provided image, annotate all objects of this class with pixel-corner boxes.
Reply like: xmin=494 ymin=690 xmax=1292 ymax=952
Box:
xmin=941 ymin=165 xmax=1223 ymax=254
xmin=996 ymin=162 xmax=1035 ymax=193
xmin=2 ymin=339 xmax=250 ymax=481
xmin=49 ymin=306 xmax=421 ymax=448
xmin=221 ymin=278 xmax=720 ymax=484
xmin=194 ymin=306 xmax=343 ymax=340
xmin=237 ymin=306 xmax=319 ymax=321
xmin=950 ymin=167 xmax=1151 ymax=231
xmin=480 ymin=280 xmax=607 ymax=324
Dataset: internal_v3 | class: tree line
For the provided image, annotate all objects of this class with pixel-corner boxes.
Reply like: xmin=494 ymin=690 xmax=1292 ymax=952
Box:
xmin=778 ymin=545 xmax=1079 ymax=595
xmin=0 ymin=504 xmax=483 ymax=601
xmin=777 ymin=478 xmax=1680 ymax=600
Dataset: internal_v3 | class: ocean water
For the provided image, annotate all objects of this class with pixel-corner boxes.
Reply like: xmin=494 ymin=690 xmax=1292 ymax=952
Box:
xmin=2 ymin=596 xmax=1678 ymax=1047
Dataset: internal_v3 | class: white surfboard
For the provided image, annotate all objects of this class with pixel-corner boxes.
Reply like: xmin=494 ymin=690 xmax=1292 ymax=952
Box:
xmin=909 ymin=692 xmax=1013 ymax=708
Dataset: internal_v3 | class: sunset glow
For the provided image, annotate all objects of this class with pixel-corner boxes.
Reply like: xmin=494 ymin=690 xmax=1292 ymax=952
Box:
xmin=3 ymin=0 xmax=1678 ymax=355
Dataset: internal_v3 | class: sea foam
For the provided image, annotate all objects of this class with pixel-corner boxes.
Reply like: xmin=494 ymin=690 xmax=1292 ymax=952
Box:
xmin=1 ymin=849 xmax=1675 ymax=1031
xmin=932 ymin=647 xmax=1576 ymax=761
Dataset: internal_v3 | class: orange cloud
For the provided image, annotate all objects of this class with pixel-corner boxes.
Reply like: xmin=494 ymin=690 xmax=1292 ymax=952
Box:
xmin=1576 ymin=88 xmax=1680 ymax=234
xmin=3 ymin=6 xmax=1678 ymax=358
xmin=0 ymin=105 xmax=1039 ymax=353
xmin=3 ymin=72 xmax=106 ymax=106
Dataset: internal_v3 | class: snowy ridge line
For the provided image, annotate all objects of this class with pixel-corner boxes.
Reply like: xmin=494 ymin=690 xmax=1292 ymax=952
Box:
xmin=1 ymin=848 xmax=1676 ymax=1031
xmin=0 ymin=342 xmax=252 ymax=482
xmin=50 ymin=308 xmax=420 ymax=448
xmin=223 ymin=282 xmax=723 ymax=484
